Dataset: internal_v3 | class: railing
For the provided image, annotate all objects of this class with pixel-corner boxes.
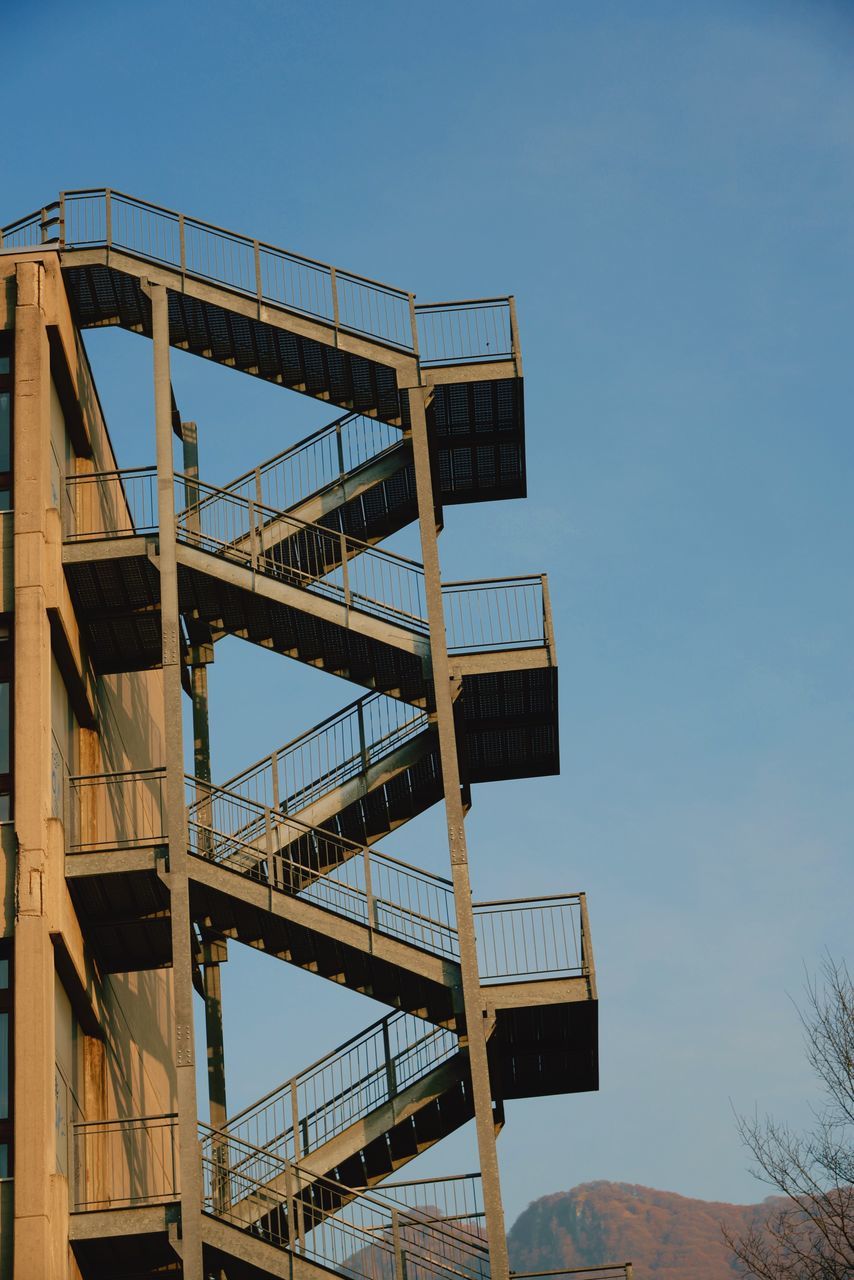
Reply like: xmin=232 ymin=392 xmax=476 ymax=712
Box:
xmin=67 ymin=768 xmax=590 ymax=985
xmin=66 ymin=767 xmax=166 ymax=852
xmin=0 ymin=205 xmax=55 ymax=249
xmin=444 ymin=576 xmax=548 ymax=653
xmin=1 ymin=192 xmax=520 ymax=365
xmin=222 ymin=412 xmax=405 ymax=515
xmin=60 ymin=188 xmax=415 ymax=350
xmin=417 ymin=299 xmax=514 ymax=366
xmin=63 ymin=466 xmax=549 ymax=655
xmin=474 ymin=895 xmax=588 ymax=983
xmin=187 ymin=777 xmax=458 ymax=958
xmin=176 ymin=475 xmax=429 ymax=633
xmin=365 ymin=1174 xmax=483 ymax=1231
xmin=216 ymin=691 xmax=430 ymax=817
xmin=64 ymin=467 xmax=157 ymax=540
xmin=209 ymin=1009 xmax=457 ymax=1178
xmin=200 ymin=1133 xmax=489 ymax=1280
xmin=72 ymin=1113 xmax=178 ymax=1211
xmin=511 ymin=1268 xmax=633 ymax=1280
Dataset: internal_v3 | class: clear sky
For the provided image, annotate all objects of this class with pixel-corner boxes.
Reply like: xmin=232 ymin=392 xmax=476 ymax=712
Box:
xmin=3 ymin=0 xmax=852 ymax=1226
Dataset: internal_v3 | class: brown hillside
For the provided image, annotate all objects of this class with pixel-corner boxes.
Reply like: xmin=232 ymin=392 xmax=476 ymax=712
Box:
xmin=507 ymin=1181 xmax=775 ymax=1280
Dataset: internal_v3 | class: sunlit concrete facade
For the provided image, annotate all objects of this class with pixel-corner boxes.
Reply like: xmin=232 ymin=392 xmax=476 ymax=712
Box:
xmin=0 ymin=255 xmax=176 ymax=1279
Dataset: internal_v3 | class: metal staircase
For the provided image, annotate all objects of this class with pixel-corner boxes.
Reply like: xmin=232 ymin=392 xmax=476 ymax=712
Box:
xmin=0 ymin=191 xmax=614 ymax=1280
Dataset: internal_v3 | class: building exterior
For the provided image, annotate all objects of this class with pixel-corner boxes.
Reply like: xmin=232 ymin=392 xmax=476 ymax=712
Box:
xmin=0 ymin=192 xmax=620 ymax=1280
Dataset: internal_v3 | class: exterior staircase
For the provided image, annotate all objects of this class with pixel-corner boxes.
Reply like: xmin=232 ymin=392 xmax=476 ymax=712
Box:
xmin=0 ymin=191 xmax=615 ymax=1280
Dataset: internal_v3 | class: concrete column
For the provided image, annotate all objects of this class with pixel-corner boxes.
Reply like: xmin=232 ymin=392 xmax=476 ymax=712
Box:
xmin=151 ymin=283 xmax=204 ymax=1279
xmin=12 ymin=261 xmax=59 ymax=1280
xmin=406 ymin=385 xmax=509 ymax=1280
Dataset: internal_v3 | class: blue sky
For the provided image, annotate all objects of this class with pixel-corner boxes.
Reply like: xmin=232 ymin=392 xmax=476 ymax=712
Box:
xmin=4 ymin=0 xmax=853 ymax=1223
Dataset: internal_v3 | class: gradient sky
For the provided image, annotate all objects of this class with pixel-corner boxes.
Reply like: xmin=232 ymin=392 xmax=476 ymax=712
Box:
xmin=3 ymin=0 xmax=852 ymax=1226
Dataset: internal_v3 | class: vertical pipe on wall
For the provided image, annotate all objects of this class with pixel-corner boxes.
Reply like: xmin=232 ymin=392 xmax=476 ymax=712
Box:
xmin=151 ymin=283 xmax=204 ymax=1280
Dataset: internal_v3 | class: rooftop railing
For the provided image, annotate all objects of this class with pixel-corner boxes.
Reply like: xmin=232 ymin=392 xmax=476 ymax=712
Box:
xmin=1 ymin=191 xmax=519 ymax=366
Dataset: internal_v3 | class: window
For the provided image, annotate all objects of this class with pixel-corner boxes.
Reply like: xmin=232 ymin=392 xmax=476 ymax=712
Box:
xmin=55 ymin=978 xmax=83 ymax=1181
xmin=0 ymin=941 xmax=11 ymax=1175
xmin=0 ymin=334 xmax=10 ymax=511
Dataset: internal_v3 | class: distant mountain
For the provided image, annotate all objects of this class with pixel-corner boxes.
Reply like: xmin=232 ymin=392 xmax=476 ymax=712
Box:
xmin=507 ymin=1181 xmax=774 ymax=1280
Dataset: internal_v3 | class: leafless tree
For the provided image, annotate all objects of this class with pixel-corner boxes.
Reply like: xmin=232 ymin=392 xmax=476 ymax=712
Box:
xmin=725 ymin=956 xmax=854 ymax=1279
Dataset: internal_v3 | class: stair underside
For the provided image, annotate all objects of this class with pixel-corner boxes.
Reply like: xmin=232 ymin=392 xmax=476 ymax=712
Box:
xmin=61 ymin=545 xmax=559 ymax=783
xmin=62 ymin=258 xmax=526 ymax=487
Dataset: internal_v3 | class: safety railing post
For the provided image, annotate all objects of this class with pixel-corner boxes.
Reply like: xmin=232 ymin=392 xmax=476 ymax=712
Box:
xmin=179 ymin=213 xmax=186 ymax=277
xmin=357 ymin=699 xmax=368 ymax=775
xmin=335 ymin=419 xmax=345 ymax=479
xmin=104 ymin=189 xmax=112 ymax=249
xmin=254 ymin=239 xmax=262 ymax=308
xmin=284 ymin=1159 xmax=300 ymax=1254
xmin=58 ymin=193 xmax=66 ymax=246
xmin=339 ymin=526 xmax=350 ymax=611
xmin=382 ymin=1015 xmax=397 ymax=1100
xmin=264 ymin=806 xmax=277 ymax=888
xmin=408 ymin=294 xmax=419 ymax=358
xmin=363 ymin=845 xmax=377 ymax=932
xmin=541 ymin=573 xmax=555 ymax=661
xmin=330 ymin=265 xmax=340 ymax=338
xmin=247 ymin=497 xmax=259 ymax=570
xmin=271 ymin=749 xmax=280 ymax=812
xmin=578 ymin=892 xmax=597 ymax=1000
xmin=626 ymin=1265 xmax=633 ymax=1280
xmin=391 ymin=1206 xmax=408 ymax=1280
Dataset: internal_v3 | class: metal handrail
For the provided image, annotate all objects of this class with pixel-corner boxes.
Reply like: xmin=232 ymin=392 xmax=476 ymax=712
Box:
xmin=214 ymin=1009 xmax=458 ymax=1169
xmin=221 ymin=411 xmax=406 ymax=515
xmin=176 ymin=472 xmax=430 ymax=633
xmin=511 ymin=1269 xmax=633 ymax=1280
xmin=187 ymin=778 xmax=459 ymax=960
xmin=216 ymin=689 xmax=430 ymax=815
xmin=199 ymin=1126 xmax=489 ymax=1280
xmin=65 ymin=463 xmax=547 ymax=650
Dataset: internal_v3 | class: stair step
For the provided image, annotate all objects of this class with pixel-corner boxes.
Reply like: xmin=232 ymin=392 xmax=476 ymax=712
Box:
xmin=361 ymin=1136 xmax=395 ymax=1181
xmin=388 ymin=1119 xmax=419 ymax=1165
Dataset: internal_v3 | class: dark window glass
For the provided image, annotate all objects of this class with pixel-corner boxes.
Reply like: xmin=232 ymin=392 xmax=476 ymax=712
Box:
xmin=0 ymin=393 xmax=8 ymax=473
xmin=0 ymin=684 xmax=8 ymax=776
xmin=0 ymin=1012 xmax=7 ymax=1121
xmin=0 ymin=1144 xmax=7 ymax=1177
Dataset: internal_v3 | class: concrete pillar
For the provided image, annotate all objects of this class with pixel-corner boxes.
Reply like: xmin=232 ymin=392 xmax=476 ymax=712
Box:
xmin=12 ymin=260 xmax=59 ymax=1280
xmin=406 ymin=385 xmax=509 ymax=1280
xmin=151 ymin=283 xmax=203 ymax=1280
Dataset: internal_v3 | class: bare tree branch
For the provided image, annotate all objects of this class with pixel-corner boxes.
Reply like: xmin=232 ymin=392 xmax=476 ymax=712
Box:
xmin=726 ymin=957 xmax=854 ymax=1280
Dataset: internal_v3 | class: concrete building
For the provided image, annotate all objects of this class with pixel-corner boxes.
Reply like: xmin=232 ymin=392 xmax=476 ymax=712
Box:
xmin=0 ymin=191 xmax=622 ymax=1280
